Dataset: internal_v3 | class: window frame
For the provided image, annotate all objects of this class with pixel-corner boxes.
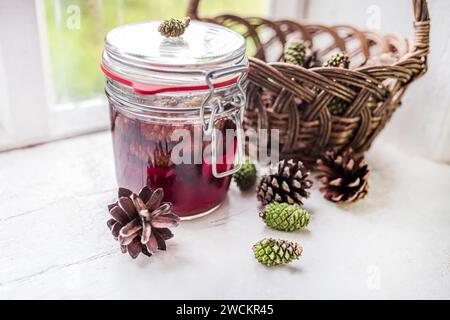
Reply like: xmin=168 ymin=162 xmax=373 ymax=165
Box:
xmin=0 ymin=0 xmax=50 ymax=151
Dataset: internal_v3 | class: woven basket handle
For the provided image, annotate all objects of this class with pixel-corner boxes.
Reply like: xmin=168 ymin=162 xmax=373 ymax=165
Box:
xmin=186 ymin=0 xmax=430 ymax=56
xmin=411 ymin=0 xmax=430 ymax=58
xmin=186 ymin=0 xmax=201 ymax=20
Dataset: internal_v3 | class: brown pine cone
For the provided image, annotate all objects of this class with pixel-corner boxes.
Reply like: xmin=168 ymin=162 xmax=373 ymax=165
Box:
xmin=107 ymin=187 xmax=180 ymax=259
xmin=257 ymin=159 xmax=313 ymax=206
xmin=316 ymin=148 xmax=369 ymax=203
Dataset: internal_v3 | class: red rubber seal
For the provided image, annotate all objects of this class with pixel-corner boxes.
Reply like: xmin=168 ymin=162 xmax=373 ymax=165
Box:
xmin=101 ymin=63 xmax=249 ymax=95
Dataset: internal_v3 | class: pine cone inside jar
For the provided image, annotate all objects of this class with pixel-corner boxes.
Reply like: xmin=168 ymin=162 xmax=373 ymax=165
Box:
xmin=107 ymin=187 xmax=180 ymax=259
xmin=327 ymin=98 xmax=349 ymax=116
xmin=365 ymin=52 xmax=399 ymax=67
xmin=366 ymin=95 xmax=379 ymax=112
xmin=257 ymin=159 xmax=313 ymax=206
xmin=316 ymin=148 xmax=369 ymax=203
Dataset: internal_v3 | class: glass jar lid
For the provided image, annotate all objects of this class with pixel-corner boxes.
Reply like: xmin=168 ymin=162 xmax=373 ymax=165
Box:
xmin=102 ymin=20 xmax=247 ymax=91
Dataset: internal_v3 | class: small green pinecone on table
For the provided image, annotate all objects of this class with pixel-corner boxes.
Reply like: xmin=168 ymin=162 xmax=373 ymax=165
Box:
xmin=158 ymin=17 xmax=191 ymax=38
xmin=260 ymin=202 xmax=310 ymax=232
xmin=323 ymin=52 xmax=351 ymax=116
xmin=257 ymin=159 xmax=312 ymax=206
xmin=253 ymin=238 xmax=303 ymax=267
xmin=233 ymin=160 xmax=257 ymax=191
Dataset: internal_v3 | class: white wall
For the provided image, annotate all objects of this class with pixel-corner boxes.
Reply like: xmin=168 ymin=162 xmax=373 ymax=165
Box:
xmin=300 ymin=0 xmax=450 ymax=163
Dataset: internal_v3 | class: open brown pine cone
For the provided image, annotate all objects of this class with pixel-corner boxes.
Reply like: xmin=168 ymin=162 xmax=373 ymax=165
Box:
xmin=107 ymin=187 xmax=180 ymax=259
xmin=316 ymin=148 xmax=369 ymax=203
xmin=257 ymin=159 xmax=312 ymax=206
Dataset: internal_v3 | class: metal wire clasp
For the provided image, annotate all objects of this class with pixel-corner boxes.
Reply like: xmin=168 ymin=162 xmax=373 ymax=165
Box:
xmin=199 ymin=64 xmax=247 ymax=178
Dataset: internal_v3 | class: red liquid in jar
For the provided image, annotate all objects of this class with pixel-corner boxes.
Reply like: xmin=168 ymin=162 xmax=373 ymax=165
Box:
xmin=109 ymin=102 xmax=236 ymax=217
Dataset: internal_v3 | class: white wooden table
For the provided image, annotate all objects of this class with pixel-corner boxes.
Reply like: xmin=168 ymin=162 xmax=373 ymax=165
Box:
xmin=0 ymin=131 xmax=449 ymax=299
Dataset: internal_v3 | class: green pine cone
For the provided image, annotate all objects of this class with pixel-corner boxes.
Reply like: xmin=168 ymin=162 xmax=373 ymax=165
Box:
xmin=233 ymin=160 xmax=257 ymax=191
xmin=323 ymin=53 xmax=350 ymax=115
xmin=323 ymin=52 xmax=350 ymax=68
xmin=284 ymin=41 xmax=306 ymax=66
xmin=253 ymin=238 xmax=303 ymax=267
xmin=260 ymin=202 xmax=310 ymax=232
xmin=328 ymin=97 xmax=349 ymax=116
xmin=158 ymin=17 xmax=190 ymax=38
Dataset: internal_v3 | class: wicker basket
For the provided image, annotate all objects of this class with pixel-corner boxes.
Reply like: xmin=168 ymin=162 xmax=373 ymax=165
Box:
xmin=187 ymin=0 xmax=430 ymax=165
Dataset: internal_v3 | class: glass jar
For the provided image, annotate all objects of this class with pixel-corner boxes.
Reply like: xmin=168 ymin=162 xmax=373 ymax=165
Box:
xmin=102 ymin=20 xmax=248 ymax=219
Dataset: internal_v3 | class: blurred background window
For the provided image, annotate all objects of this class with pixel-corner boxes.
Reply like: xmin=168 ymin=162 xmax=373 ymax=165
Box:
xmin=43 ymin=0 xmax=270 ymax=106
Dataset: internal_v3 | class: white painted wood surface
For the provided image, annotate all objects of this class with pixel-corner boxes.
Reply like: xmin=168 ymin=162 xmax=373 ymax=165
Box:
xmin=0 ymin=132 xmax=449 ymax=299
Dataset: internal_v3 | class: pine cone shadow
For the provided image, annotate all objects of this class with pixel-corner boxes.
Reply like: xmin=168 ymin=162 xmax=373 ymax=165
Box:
xmin=257 ymin=264 xmax=303 ymax=273
xmin=132 ymin=242 xmax=190 ymax=269
xmin=284 ymin=265 xmax=303 ymax=273
xmin=262 ymin=226 xmax=312 ymax=237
